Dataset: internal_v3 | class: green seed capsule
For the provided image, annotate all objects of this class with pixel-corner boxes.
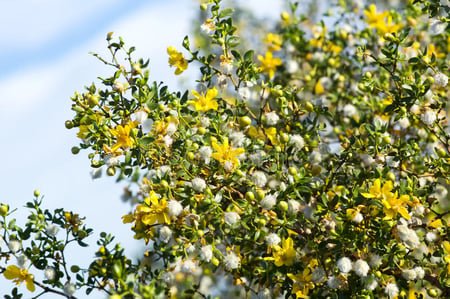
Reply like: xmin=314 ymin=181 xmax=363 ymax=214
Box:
xmin=71 ymin=147 xmax=80 ymax=155
xmin=239 ymin=116 xmax=252 ymax=127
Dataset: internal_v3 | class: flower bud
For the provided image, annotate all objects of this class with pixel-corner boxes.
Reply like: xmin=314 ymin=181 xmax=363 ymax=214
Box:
xmin=281 ymin=12 xmax=290 ymax=22
xmin=107 ymin=166 xmax=116 ymax=176
xmin=160 ymin=180 xmax=170 ymax=189
xmin=198 ymin=127 xmax=206 ymax=135
xmin=239 ymin=116 xmax=252 ymax=127
xmin=437 ymin=147 xmax=446 ymax=157
xmin=427 ymin=288 xmax=438 ymax=297
xmin=383 ymin=33 xmax=395 ymax=41
xmin=98 ymin=246 xmax=106 ymax=256
xmin=78 ymin=230 xmax=88 ymax=239
xmin=257 ymin=218 xmax=267 ymax=226
xmin=304 ymin=101 xmax=314 ymax=112
xmin=72 ymin=105 xmax=85 ymax=113
xmin=280 ymin=132 xmax=289 ymax=143
xmin=71 ymin=147 xmax=80 ymax=155
xmin=245 ymin=191 xmax=255 ymax=201
xmin=311 ymin=165 xmax=322 ymax=176
xmin=387 ymin=172 xmax=396 ymax=181
xmin=187 ymin=152 xmax=195 ymax=160
xmin=0 ymin=204 xmax=9 ymax=216
xmin=65 ymin=120 xmax=74 ymax=129
xmin=407 ymin=17 xmax=417 ymax=26
xmin=86 ymin=94 xmax=99 ymax=107
xmin=256 ymin=190 xmax=266 ymax=200
xmin=288 ymin=167 xmax=298 ymax=176
xmin=33 ymin=189 xmax=41 ymax=198
xmin=211 ymin=257 xmax=220 ymax=266
xmin=328 ymin=58 xmax=336 ymax=67
xmin=278 ymin=201 xmax=288 ymax=211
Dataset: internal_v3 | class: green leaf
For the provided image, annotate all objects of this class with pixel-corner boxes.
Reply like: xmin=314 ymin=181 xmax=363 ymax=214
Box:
xmin=231 ymin=50 xmax=241 ymax=60
xmin=399 ymin=27 xmax=410 ymax=41
xmin=77 ymin=240 xmax=89 ymax=247
xmin=244 ymin=50 xmax=254 ymax=61
xmin=140 ymin=136 xmax=155 ymax=146
xmin=219 ymin=8 xmax=234 ymax=18
xmin=408 ymin=57 xmax=420 ymax=64
xmin=384 ymin=104 xmax=396 ymax=113
xmin=182 ymin=36 xmax=190 ymax=50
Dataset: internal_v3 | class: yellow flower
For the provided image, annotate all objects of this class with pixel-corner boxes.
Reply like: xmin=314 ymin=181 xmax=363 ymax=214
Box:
xmin=382 ymin=193 xmax=411 ymax=220
xmin=361 ymin=179 xmax=393 ymax=200
xmin=264 ymin=33 xmax=283 ymax=52
xmin=188 ymin=87 xmax=219 ymax=112
xmin=323 ymin=42 xmax=342 ymax=55
xmin=364 ymin=4 xmax=401 ymax=34
xmin=247 ymin=126 xmax=266 ymax=141
xmin=272 ymin=237 xmax=296 ymax=267
xmin=361 ymin=179 xmax=410 ymax=219
xmin=428 ymin=218 xmax=443 ymax=229
xmin=247 ymin=126 xmax=279 ymax=146
xmin=346 ymin=205 xmax=365 ymax=222
xmin=258 ymin=51 xmax=282 ymax=79
xmin=408 ymin=282 xmax=418 ymax=299
xmin=264 ymin=127 xmax=279 ymax=146
xmin=77 ymin=125 xmax=90 ymax=139
xmin=64 ymin=211 xmax=81 ymax=232
xmin=139 ymin=191 xmax=171 ymax=226
xmin=123 ymin=191 xmax=170 ymax=234
xmin=110 ymin=123 xmax=135 ymax=153
xmin=443 ymin=241 xmax=450 ymax=274
xmin=447 ymin=36 xmax=450 ymax=53
xmin=211 ymin=137 xmax=245 ymax=168
xmin=3 ymin=265 xmax=35 ymax=292
xmin=314 ymin=80 xmax=325 ymax=95
xmin=380 ymin=15 xmax=402 ymax=34
xmin=364 ymin=4 xmax=388 ymax=28
xmin=288 ymin=268 xmax=313 ymax=298
xmin=426 ymin=44 xmax=445 ymax=59
xmin=281 ymin=11 xmax=291 ymax=26
xmin=327 ymin=185 xmax=346 ymax=200
xmin=167 ymin=46 xmax=188 ymax=75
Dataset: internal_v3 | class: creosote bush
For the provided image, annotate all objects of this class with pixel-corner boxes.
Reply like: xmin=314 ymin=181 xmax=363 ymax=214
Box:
xmin=1 ymin=0 xmax=450 ymax=298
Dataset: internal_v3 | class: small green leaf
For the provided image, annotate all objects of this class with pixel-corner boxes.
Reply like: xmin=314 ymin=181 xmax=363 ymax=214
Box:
xmin=182 ymin=36 xmax=190 ymax=50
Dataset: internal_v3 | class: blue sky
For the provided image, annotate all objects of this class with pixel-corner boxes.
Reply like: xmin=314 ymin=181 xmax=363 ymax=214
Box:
xmin=0 ymin=1 xmax=281 ymax=297
xmin=0 ymin=1 xmax=144 ymax=79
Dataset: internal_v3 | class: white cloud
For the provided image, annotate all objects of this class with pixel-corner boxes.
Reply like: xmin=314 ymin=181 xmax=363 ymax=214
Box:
xmin=0 ymin=1 xmax=196 ymax=120
xmin=0 ymin=64 xmax=61 ymax=115
xmin=239 ymin=0 xmax=284 ymax=18
xmin=0 ymin=0 xmax=126 ymax=51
